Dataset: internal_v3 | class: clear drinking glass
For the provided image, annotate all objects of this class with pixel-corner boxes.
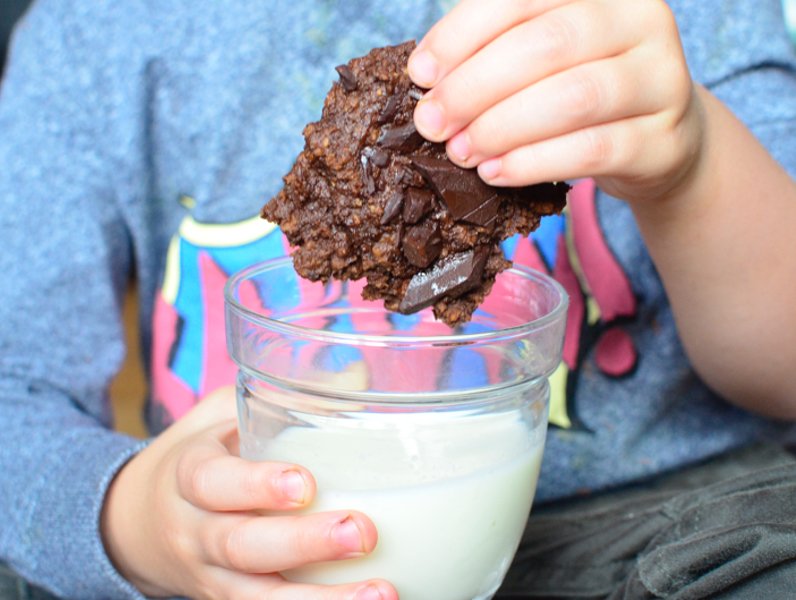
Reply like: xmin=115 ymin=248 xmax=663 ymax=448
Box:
xmin=225 ymin=256 xmax=568 ymax=600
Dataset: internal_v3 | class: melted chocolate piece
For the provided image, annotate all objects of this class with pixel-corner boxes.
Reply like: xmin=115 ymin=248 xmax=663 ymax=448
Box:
xmin=403 ymin=188 xmax=435 ymax=224
xmin=402 ymin=222 xmax=442 ymax=268
xmin=411 ymin=156 xmax=500 ymax=227
xmin=400 ymin=167 xmax=418 ymax=186
xmin=460 ymin=195 xmax=499 ymax=229
xmin=399 ymin=248 xmax=488 ymax=314
xmin=370 ymin=148 xmax=390 ymax=168
xmin=380 ymin=191 xmax=404 ymax=225
xmin=377 ymin=122 xmax=424 ymax=152
xmin=378 ymin=94 xmax=401 ymax=125
xmin=335 ymin=64 xmax=358 ymax=92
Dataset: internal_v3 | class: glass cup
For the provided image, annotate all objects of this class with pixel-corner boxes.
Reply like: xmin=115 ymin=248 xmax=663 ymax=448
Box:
xmin=225 ymin=256 xmax=568 ymax=600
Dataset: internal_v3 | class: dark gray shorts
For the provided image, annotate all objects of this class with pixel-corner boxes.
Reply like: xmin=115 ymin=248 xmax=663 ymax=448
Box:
xmin=496 ymin=443 xmax=796 ymax=599
xmin=0 ymin=564 xmax=56 ymax=600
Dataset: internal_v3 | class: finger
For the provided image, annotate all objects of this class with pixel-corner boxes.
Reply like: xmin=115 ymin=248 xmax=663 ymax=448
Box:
xmin=476 ymin=113 xmax=685 ymax=189
xmin=176 ymin=439 xmax=316 ymax=511
xmin=202 ymin=511 xmax=379 ymax=574
xmin=211 ymin=569 xmax=398 ymax=600
xmin=447 ymin=52 xmax=663 ymax=166
xmin=408 ymin=0 xmax=568 ymax=88
xmin=413 ymin=0 xmax=640 ymax=142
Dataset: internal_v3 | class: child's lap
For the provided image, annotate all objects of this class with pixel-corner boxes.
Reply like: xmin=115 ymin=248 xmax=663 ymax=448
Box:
xmin=496 ymin=443 xmax=796 ymax=599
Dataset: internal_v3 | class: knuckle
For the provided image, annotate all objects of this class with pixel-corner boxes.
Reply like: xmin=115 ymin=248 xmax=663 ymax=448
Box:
xmin=189 ymin=571 xmax=219 ymax=600
xmin=178 ymin=454 xmax=213 ymax=505
xmin=431 ymin=80 xmax=471 ymax=132
xmin=641 ymin=1 xmax=682 ymax=53
xmin=513 ymin=0 xmax=536 ymax=19
xmin=646 ymin=0 xmax=677 ymax=32
xmin=468 ymin=114 xmax=504 ymax=157
xmin=163 ymin=520 xmax=194 ymax=561
xmin=579 ymin=127 xmax=614 ymax=172
xmin=174 ymin=452 xmax=197 ymax=496
xmin=668 ymin=65 xmax=694 ymax=111
xmin=241 ymin=464 xmax=271 ymax=503
xmin=562 ymin=70 xmax=604 ymax=121
xmin=498 ymin=146 xmax=539 ymax=185
xmin=660 ymin=122 xmax=693 ymax=172
xmin=448 ymin=70 xmax=480 ymax=107
xmin=536 ymin=12 xmax=579 ymax=61
xmin=152 ymin=456 xmax=179 ymax=512
xmin=289 ymin=518 xmax=321 ymax=560
xmin=224 ymin=518 xmax=254 ymax=572
xmin=261 ymin=581 xmax=294 ymax=600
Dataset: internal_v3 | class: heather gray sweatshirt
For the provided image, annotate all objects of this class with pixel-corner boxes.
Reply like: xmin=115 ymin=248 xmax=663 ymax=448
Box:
xmin=1 ymin=0 xmax=795 ymax=598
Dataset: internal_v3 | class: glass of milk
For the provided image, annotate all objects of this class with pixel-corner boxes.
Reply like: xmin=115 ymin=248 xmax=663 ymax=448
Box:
xmin=224 ymin=257 xmax=567 ymax=600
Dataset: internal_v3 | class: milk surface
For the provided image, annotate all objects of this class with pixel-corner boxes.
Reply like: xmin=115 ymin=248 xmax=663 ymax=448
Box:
xmin=240 ymin=409 xmax=544 ymax=600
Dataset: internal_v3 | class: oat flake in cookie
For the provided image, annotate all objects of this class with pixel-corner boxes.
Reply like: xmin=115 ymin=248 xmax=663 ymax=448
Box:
xmin=261 ymin=41 xmax=569 ymax=326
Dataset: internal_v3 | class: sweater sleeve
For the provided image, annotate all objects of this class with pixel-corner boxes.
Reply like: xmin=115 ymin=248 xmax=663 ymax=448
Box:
xmin=0 ymin=2 xmax=149 ymax=598
xmin=672 ymin=0 xmax=796 ymax=178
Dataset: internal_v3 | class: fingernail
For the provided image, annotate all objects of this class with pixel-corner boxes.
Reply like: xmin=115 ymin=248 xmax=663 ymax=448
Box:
xmin=478 ymin=158 xmax=502 ymax=181
xmin=277 ymin=469 xmax=306 ymax=504
xmin=354 ymin=584 xmax=384 ymax=600
xmin=414 ymin=98 xmax=446 ymax=138
xmin=408 ymin=49 xmax=438 ymax=87
xmin=448 ymin=132 xmax=471 ymax=162
xmin=332 ymin=516 xmax=366 ymax=555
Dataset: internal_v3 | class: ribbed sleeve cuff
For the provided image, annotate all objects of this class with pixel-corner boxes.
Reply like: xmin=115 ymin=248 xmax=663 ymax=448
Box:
xmin=20 ymin=432 xmax=151 ymax=599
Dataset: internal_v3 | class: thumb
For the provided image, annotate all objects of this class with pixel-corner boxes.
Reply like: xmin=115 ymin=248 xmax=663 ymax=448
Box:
xmin=159 ymin=385 xmax=238 ymax=444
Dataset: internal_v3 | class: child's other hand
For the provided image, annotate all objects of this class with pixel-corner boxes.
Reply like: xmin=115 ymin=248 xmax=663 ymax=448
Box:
xmin=101 ymin=387 xmax=395 ymax=600
xmin=409 ymin=0 xmax=703 ymax=202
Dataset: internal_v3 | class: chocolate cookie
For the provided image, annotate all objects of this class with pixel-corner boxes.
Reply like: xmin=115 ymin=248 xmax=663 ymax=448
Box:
xmin=262 ymin=41 xmax=569 ymax=326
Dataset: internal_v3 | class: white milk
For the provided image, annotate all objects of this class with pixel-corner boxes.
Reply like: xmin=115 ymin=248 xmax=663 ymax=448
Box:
xmin=241 ymin=409 xmax=544 ymax=600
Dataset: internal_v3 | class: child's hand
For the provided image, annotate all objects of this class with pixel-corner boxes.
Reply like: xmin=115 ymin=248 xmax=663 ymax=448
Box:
xmin=101 ymin=387 xmax=395 ymax=600
xmin=409 ymin=0 xmax=703 ymax=202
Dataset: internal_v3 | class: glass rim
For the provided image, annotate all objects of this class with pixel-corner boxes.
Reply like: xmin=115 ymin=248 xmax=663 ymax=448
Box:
xmin=224 ymin=256 xmax=568 ymax=347
xmin=239 ymin=366 xmax=552 ymax=404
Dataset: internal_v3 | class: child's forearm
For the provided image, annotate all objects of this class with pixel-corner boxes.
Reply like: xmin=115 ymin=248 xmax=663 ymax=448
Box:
xmin=630 ymin=86 xmax=796 ymax=418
